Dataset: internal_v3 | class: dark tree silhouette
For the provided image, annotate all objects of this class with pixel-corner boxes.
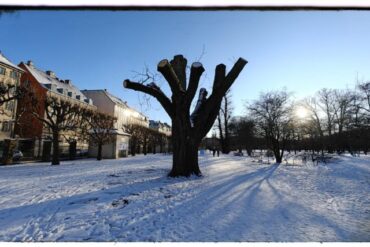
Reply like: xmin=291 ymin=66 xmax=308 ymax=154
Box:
xmin=0 ymin=82 xmax=21 ymax=106
xmin=248 ymin=90 xmax=293 ymax=163
xmin=216 ymin=90 xmax=233 ymax=154
xmin=124 ymin=55 xmax=247 ymax=177
xmin=229 ymin=116 xmax=255 ymax=155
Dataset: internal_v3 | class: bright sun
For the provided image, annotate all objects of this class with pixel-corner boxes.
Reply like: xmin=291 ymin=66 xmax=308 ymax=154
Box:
xmin=295 ymin=106 xmax=309 ymax=119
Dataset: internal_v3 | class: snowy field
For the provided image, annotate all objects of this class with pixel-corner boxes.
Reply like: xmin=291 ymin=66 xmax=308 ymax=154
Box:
xmin=0 ymin=153 xmax=369 ymax=242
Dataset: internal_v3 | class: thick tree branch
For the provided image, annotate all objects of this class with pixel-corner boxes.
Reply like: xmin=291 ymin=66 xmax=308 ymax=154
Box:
xmin=217 ymin=58 xmax=247 ymax=97
xmin=170 ymin=55 xmax=187 ymax=91
xmin=212 ymin=64 xmax=226 ymax=91
xmin=123 ymin=79 xmax=173 ymax=117
xmin=185 ymin=62 xmax=205 ymax=106
xmin=157 ymin=59 xmax=185 ymax=94
xmin=194 ymin=57 xmax=247 ymax=138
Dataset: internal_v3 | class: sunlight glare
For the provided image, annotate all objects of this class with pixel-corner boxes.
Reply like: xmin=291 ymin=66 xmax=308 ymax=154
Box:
xmin=295 ymin=106 xmax=309 ymax=119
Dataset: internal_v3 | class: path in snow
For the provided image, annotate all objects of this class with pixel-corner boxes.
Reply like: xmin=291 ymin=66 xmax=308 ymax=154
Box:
xmin=0 ymin=153 xmax=369 ymax=241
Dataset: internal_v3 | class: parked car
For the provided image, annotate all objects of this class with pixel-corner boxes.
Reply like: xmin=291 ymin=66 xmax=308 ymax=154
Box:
xmin=13 ymin=150 xmax=23 ymax=161
xmin=76 ymin=149 xmax=88 ymax=157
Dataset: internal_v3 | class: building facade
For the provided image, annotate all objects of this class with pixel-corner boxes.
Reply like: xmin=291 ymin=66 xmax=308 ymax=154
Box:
xmin=149 ymin=120 xmax=172 ymax=153
xmin=15 ymin=60 xmax=96 ymax=160
xmin=0 ymin=53 xmax=24 ymax=142
xmin=149 ymin=120 xmax=171 ymax=136
xmin=81 ymin=89 xmax=149 ymax=158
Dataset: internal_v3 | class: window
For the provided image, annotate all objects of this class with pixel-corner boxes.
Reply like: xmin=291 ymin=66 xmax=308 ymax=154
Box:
xmin=10 ymin=71 xmax=18 ymax=79
xmin=6 ymin=101 xmax=14 ymax=112
xmin=0 ymin=67 xmax=5 ymax=75
xmin=2 ymin=121 xmax=9 ymax=132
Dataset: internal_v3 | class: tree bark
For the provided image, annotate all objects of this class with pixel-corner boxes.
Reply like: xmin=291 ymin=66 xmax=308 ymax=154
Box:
xmin=169 ymin=117 xmax=201 ymax=177
xmin=51 ymin=130 xmax=60 ymax=165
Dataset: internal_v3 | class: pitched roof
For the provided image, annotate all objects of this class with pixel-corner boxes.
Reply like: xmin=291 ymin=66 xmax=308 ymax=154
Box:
xmin=82 ymin=89 xmax=148 ymax=119
xmin=104 ymin=90 xmax=128 ymax=107
xmin=22 ymin=62 xmax=90 ymax=102
xmin=0 ymin=52 xmax=23 ymax=72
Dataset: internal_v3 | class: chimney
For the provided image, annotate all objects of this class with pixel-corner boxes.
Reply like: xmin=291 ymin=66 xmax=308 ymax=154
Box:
xmin=65 ymin=79 xmax=72 ymax=85
xmin=84 ymin=98 xmax=93 ymax=105
xmin=27 ymin=60 xmax=34 ymax=67
xmin=46 ymin=70 xmax=56 ymax=78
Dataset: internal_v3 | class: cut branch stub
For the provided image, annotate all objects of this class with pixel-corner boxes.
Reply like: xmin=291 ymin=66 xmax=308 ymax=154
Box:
xmin=213 ymin=64 xmax=226 ymax=91
xmin=157 ymin=59 xmax=185 ymax=94
xmin=170 ymin=55 xmax=187 ymax=91
xmin=223 ymin=58 xmax=248 ymax=92
xmin=186 ymin=62 xmax=205 ymax=106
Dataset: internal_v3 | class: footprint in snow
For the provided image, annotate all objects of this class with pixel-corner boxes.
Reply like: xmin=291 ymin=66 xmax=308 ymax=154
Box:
xmin=111 ymin=198 xmax=130 ymax=208
xmin=68 ymin=197 xmax=98 ymax=205
xmin=108 ymin=174 xmax=120 ymax=178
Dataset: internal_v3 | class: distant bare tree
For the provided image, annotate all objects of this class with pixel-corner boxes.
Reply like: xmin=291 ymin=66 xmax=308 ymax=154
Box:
xmin=123 ymin=123 xmax=145 ymax=156
xmin=30 ymin=93 xmax=87 ymax=165
xmin=81 ymin=110 xmax=116 ymax=161
xmin=317 ymin=88 xmax=337 ymax=136
xmin=229 ymin=116 xmax=255 ymax=155
xmin=248 ymin=90 xmax=293 ymax=163
xmin=357 ymin=81 xmax=370 ymax=125
xmin=216 ymin=90 xmax=233 ymax=154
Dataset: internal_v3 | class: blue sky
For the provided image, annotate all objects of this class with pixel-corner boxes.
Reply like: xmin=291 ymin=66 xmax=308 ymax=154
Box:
xmin=1 ymin=10 xmax=370 ymax=124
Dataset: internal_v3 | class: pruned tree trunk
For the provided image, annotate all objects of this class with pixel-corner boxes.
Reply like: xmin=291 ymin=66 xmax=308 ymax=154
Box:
xmin=51 ymin=130 xmax=60 ymax=165
xmin=124 ymin=55 xmax=247 ymax=177
xmin=69 ymin=140 xmax=77 ymax=160
xmin=169 ymin=114 xmax=201 ymax=176
xmin=97 ymin=142 xmax=103 ymax=161
xmin=1 ymin=139 xmax=17 ymax=165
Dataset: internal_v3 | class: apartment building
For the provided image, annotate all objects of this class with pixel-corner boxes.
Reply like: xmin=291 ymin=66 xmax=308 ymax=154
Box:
xmin=81 ymin=89 xmax=149 ymax=158
xmin=0 ymin=52 xmax=24 ymax=142
xmin=15 ymin=60 xmax=96 ymax=160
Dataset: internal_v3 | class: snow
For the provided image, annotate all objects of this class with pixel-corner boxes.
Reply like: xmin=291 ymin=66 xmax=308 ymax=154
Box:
xmin=0 ymin=153 xmax=369 ymax=241
xmin=0 ymin=53 xmax=23 ymax=72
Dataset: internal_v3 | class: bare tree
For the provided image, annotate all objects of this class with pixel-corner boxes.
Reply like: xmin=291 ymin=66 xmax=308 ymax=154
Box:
xmin=123 ymin=123 xmax=145 ymax=156
xmin=229 ymin=116 xmax=255 ymax=155
xmin=248 ymin=90 xmax=293 ymax=163
xmin=317 ymin=88 xmax=337 ymax=136
xmin=81 ymin=110 xmax=116 ymax=161
xmin=30 ymin=93 xmax=87 ymax=165
xmin=216 ymin=90 xmax=233 ymax=154
xmin=333 ymin=89 xmax=354 ymax=134
xmin=124 ymin=55 xmax=247 ymax=176
xmin=0 ymin=82 xmax=25 ymax=107
xmin=357 ymin=81 xmax=370 ymax=127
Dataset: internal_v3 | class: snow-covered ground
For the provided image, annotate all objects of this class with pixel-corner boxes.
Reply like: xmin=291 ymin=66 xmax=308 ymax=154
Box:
xmin=0 ymin=153 xmax=369 ymax=242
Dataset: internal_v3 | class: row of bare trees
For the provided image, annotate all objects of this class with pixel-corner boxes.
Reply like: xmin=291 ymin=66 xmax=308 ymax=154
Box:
xmin=124 ymin=123 xmax=170 ymax=156
xmin=12 ymin=88 xmax=169 ymax=165
xmin=226 ymin=81 xmax=370 ymax=163
xmin=16 ymin=91 xmax=118 ymax=165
